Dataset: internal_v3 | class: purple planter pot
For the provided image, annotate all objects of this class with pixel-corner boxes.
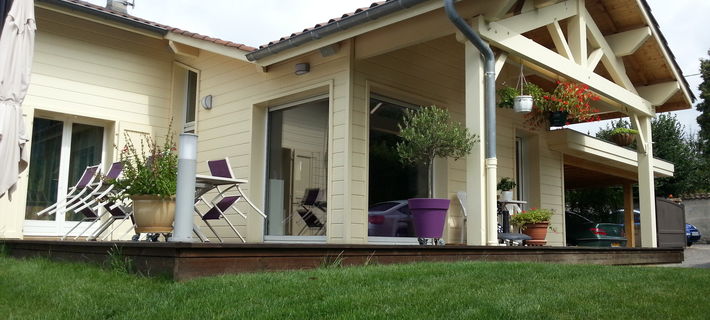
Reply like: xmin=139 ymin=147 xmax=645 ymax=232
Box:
xmin=408 ymin=198 xmax=450 ymax=238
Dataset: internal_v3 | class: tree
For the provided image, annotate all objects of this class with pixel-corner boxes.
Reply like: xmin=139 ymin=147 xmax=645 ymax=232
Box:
xmin=595 ymin=114 xmax=700 ymax=196
xmin=396 ymin=106 xmax=478 ymax=198
xmin=697 ymin=50 xmax=710 ymax=157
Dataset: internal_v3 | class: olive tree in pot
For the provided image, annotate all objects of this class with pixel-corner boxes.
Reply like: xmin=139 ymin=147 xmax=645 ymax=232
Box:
xmin=396 ymin=106 xmax=478 ymax=242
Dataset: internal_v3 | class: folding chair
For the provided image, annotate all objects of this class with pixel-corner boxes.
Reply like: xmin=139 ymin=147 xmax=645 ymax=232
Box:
xmin=295 ymin=188 xmax=326 ymax=235
xmin=61 ymin=205 xmax=101 ymax=240
xmin=194 ymin=195 xmax=244 ymax=243
xmin=64 ymin=162 xmax=124 ymax=216
xmin=206 ymin=158 xmax=266 ymax=219
xmin=87 ymin=201 xmax=135 ymax=241
xmin=36 ymin=164 xmax=100 ymax=217
xmin=457 ymin=191 xmax=468 ymax=243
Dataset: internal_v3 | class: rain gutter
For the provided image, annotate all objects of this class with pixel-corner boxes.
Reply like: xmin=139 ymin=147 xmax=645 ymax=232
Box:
xmin=245 ymin=0 xmax=430 ymax=61
xmin=444 ymin=0 xmax=498 ymax=245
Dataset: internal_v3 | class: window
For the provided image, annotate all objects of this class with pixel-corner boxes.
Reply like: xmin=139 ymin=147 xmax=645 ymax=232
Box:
xmin=369 ymin=95 xmax=428 ymax=205
xmin=24 ymin=117 xmax=105 ymax=235
xmin=265 ymin=97 xmax=329 ymax=236
xmin=172 ymin=64 xmax=199 ymax=133
xmin=368 ymin=95 xmax=428 ymax=238
xmin=184 ymin=70 xmax=198 ymax=133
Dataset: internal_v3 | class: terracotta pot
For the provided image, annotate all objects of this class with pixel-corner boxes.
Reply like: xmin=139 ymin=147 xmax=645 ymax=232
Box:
xmin=611 ymin=133 xmax=635 ymax=146
xmin=131 ymin=195 xmax=176 ymax=233
xmin=521 ymin=222 xmax=549 ymax=244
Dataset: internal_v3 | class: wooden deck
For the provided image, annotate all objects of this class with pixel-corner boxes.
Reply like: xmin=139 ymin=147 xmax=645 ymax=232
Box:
xmin=1 ymin=240 xmax=684 ymax=281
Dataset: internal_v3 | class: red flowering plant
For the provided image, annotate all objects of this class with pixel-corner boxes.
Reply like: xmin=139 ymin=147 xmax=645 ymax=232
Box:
xmin=106 ymin=129 xmax=178 ymax=199
xmin=523 ymin=81 xmax=602 ymax=129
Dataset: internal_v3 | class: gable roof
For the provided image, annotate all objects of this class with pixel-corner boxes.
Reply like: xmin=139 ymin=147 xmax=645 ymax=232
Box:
xmin=38 ymin=0 xmax=693 ymax=108
xmin=37 ymin=0 xmax=256 ymax=52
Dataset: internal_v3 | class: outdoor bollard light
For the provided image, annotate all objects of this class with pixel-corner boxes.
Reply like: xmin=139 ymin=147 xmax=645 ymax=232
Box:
xmin=169 ymin=133 xmax=198 ymax=242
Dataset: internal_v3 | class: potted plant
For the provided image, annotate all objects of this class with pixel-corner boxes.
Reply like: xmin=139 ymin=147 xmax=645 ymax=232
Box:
xmin=396 ymin=106 xmax=478 ymax=241
xmin=523 ymin=81 xmax=602 ymax=129
xmin=497 ymin=82 xmax=545 ymax=113
xmin=609 ymin=127 xmax=638 ymax=147
xmin=107 ymin=130 xmax=178 ymax=233
xmin=497 ymin=177 xmax=516 ymax=202
xmin=510 ymin=208 xmax=553 ymax=245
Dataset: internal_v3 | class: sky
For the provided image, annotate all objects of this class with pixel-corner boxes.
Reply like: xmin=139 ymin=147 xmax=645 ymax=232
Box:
xmin=86 ymin=0 xmax=708 ymax=136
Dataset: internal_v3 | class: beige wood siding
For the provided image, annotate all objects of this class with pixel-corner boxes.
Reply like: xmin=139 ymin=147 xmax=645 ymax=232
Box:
xmin=175 ymin=40 xmax=353 ymax=243
xmin=1 ymin=8 xmax=175 ymax=239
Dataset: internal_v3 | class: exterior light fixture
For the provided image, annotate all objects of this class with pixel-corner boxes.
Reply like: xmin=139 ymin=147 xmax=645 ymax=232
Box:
xmin=295 ymin=63 xmax=310 ymax=75
xmin=201 ymin=95 xmax=213 ymax=110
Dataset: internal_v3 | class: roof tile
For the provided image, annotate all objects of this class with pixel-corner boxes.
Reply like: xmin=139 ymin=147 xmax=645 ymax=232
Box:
xmin=56 ymin=0 xmax=256 ymax=51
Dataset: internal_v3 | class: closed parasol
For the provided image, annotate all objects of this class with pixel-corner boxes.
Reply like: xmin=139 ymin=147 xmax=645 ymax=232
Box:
xmin=0 ymin=0 xmax=34 ymax=198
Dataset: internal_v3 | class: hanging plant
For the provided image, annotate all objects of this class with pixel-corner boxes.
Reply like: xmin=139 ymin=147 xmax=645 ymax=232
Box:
xmin=523 ymin=81 xmax=602 ymax=129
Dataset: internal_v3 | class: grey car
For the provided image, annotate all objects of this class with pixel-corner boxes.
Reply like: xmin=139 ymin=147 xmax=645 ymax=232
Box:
xmin=368 ymin=200 xmax=415 ymax=237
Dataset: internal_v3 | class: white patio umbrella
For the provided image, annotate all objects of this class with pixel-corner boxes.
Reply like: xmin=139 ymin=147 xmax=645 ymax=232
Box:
xmin=0 ymin=0 xmax=35 ymax=199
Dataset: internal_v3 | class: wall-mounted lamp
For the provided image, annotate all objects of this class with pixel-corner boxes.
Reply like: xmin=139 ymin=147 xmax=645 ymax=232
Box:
xmin=201 ymin=95 xmax=213 ymax=110
xmin=294 ymin=63 xmax=310 ymax=75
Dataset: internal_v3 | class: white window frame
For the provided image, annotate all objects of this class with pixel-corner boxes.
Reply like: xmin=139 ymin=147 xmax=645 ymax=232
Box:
xmin=23 ymin=115 xmax=108 ymax=237
xmin=172 ymin=62 xmax=200 ymax=134
xmin=264 ymin=94 xmax=330 ymax=240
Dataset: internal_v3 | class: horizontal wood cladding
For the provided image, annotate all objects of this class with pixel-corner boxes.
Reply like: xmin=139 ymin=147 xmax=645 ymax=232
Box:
xmin=2 ymin=240 xmax=684 ymax=281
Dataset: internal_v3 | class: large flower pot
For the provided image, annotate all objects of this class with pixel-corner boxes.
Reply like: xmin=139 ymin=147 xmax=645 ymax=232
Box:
xmin=611 ymin=133 xmax=635 ymax=146
xmin=131 ymin=195 xmax=176 ymax=233
xmin=521 ymin=222 xmax=549 ymax=246
xmin=408 ymin=198 xmax=450 ymax=238
xmin=548 ymin=111 xmax=569 ymax=127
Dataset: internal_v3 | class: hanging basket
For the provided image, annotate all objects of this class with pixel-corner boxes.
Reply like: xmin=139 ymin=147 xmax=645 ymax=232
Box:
xmin=549 ymin=111 xmax=569 ymax=127
xmin=611 ymin=133 xmax=635 ymax=146
xmin=513 ymin=62 xmax=533 ymax=114
xmin=513 ymin=95 xmax=533 ymax=113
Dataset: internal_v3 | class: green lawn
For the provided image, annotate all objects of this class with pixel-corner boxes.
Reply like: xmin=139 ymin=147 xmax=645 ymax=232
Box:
xmin=1 ymin=256 xmax=709 ymax=320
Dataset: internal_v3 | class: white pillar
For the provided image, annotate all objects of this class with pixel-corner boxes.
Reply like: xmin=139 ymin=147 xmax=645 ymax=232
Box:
xmin=464 ymin=42 xmax=487 ymax=246
xmin=169 ymin=133 xmax=198 ymax=242
xmin=635 ymin=116 xmax=657 ymax=247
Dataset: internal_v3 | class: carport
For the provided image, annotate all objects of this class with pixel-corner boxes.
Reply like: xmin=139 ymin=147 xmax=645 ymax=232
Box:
xmin=547 ymin=129 xmax=674 ymax=247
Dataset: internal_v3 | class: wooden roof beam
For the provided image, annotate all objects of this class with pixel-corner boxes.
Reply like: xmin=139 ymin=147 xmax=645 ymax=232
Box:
xmin=636 ymin=81 xmax=680 ymax=106
xmin=546 ymin=20 xmax=573 ymax=59
xmin=567 ymin=0 xmax=587 ymax=67
xmin=582 ymin=7 xmax=637 ymax=93
xmin=168 ymin=40 xmax=200 ymax=58
xmin=497 ymin=0 xmax=578 ymax=34
xmin=605 ymin=27 xmax=652 ymax=57
xmin=473 ymin=16 xmax=654 ymax=117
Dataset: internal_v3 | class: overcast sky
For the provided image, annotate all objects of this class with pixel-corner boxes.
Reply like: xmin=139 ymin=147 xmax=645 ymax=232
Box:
xmin=87 ymin=0 xmax=708 ymax=135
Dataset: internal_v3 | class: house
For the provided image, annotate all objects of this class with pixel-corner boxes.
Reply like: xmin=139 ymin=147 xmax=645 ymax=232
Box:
xmin=0 ymin=0 xmax=693 ymax=248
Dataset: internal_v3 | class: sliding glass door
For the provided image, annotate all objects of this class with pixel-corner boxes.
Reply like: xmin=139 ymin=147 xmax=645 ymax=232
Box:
xmin=265 ymin=97 xmax=328 ymax=237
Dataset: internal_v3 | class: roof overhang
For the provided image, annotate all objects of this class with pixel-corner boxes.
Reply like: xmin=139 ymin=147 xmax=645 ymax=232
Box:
xmin=547 ymin=129 xmax=674 ymax=189
xmin=37 ymin=0 xmax=167 ymax=36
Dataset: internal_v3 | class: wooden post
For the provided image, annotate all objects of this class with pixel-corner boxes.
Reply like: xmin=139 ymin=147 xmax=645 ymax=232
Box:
xmin=635 ymin=115 xmax=657 ymax=247
xmin=623 ymin=182 xmax=635 ymax=247
xmin=464 ymin=41 xmax=487 ymax=246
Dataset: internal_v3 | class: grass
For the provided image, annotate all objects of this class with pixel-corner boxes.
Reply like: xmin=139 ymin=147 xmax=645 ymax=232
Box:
xmin=1 ymin=256 xmax=709 ymax=319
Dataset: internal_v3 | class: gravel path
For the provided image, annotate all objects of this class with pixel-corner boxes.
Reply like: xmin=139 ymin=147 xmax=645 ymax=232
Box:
xmin=658 ymin=244 xmax=710 ymax=268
